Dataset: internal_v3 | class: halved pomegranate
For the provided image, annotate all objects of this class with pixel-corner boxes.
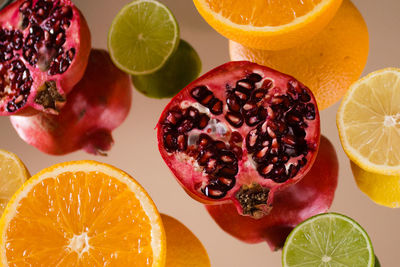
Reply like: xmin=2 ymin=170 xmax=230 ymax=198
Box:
xmin=0 ymin=0 xmax=91 ymax=115
xmin=157 ymin=61 xmax=320 ymax=218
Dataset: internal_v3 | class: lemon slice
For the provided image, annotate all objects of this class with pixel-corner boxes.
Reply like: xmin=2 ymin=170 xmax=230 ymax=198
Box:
xmin=337 ymin=68 xmax=400 ymax=175
xmin=0 ymin=149 xmax=29 ymax=215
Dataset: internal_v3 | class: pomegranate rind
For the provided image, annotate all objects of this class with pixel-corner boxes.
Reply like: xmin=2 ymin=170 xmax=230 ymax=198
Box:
xmin=157 ymin=61 xmax=320 ymax=217
xmin=0 ymin=0 xmax=91 ymax=116
xmin=206 ymin=136 xmax=338 ymax=250
xmin=10 ymin=49 xmax=132 ymax=155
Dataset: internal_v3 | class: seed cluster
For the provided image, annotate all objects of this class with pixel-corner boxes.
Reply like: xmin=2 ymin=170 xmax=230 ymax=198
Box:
xmin=19 ymin=0 xmax=76 ymax=74
xmin=0 ymin=0 xmax=76 ymax=112
xmin=162 ymin=72 xmax=316 ymax=199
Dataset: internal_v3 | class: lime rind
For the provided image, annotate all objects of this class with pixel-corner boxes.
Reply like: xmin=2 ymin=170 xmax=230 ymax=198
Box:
xmin=108 ymin=0 xmax=180 ymax=75
xmin=282 ymin=213 xmax=375 ymax=267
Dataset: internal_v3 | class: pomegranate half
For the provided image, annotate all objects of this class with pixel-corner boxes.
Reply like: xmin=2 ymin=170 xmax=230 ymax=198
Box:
xmin=157 ymin=61 xmax=320 ymax=218
xmin=0 ymin=0 xmax=91 ymax=115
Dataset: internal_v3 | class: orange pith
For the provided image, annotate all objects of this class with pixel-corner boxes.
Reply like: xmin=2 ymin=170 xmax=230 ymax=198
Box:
xmin=205 ymin=0 xmax=323 ymax=27
xmin=0 ymin=161 xmax=165 ymax=266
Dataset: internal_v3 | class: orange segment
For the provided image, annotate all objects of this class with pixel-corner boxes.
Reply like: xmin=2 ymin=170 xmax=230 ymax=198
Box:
xmin=193 ymin=0 xmax=343 ymax=50
xmin=205 ymin=0 xmax=323 ymax=27
xmin=0 ymin=161 xmax=166 ymax=267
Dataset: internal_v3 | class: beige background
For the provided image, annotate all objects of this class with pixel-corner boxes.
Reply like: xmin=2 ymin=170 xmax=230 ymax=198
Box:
xmin=1 ymin=0 xmax=400 ymax=266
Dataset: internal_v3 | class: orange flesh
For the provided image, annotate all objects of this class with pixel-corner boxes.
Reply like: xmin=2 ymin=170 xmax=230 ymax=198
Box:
xmin=204 ymin=0 xmax=323 ymax=26
xmin=4 ymin=171 xmax=153 ymax=266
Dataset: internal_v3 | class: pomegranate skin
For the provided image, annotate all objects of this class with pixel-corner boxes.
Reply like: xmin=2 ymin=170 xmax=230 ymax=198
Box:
xmin=0 ymin=0 xmax=91 ymax=115
xmin=10 ymin=49 xmax=132 ymax=155
xmin=157 ymin=61 xmax=320 ymax=218
xmin=206 ymin=136 xmax=338 ymax=251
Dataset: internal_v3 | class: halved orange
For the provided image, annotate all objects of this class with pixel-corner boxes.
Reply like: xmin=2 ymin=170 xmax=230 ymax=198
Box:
xmin=193 ymin=0 xmax=343 ymax=50
xmin=0 ymin=160 xmax=166 ymax=266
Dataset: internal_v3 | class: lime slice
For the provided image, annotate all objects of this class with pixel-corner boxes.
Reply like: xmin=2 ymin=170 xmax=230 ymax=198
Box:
xmin=132 ymin=39 xmax=201 ymax=99
xmin=108 ymin=0 xmax=179 ymax=75
xmin=0 ymin=149 xmax=29 ymax=215
xmin=282 ymin=213 xmax=375 ymax=267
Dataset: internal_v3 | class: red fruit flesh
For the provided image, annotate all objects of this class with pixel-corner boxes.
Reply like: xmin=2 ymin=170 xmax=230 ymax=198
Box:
xmin=0 ymin=0 xmax=91 ymax=115
xmin=157 ymin=61 xmax=320 ymax=218
xmin=206 ymin=136 xmax=338 ymax=250
xmin=10 ymin=49 xmax=132 ymax=155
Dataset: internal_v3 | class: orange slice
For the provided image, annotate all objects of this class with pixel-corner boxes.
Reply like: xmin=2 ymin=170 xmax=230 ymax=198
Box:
xmin=193 ymin=0 xmax=343 ymax=50
xmin=0 ymin=160 xmax=166 ymax=266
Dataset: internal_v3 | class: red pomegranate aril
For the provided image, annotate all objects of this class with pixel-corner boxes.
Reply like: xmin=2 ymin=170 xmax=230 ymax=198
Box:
xmin=230 ymin=131 xmax=243 ymax=143
xmin=226 ymin=92 xmax=241 ymax=112
xmin=157 ymin=61 xmax=320 ymax=218
xmin=225 ymin=111 xmax=244 ymax=128
xmin=236 ymin=79 xmax=254 ymax=91
xmin=0 ymin=0 xmax=91 ymax=115
xmin=208 ymin=97 xmax=223 ymax=115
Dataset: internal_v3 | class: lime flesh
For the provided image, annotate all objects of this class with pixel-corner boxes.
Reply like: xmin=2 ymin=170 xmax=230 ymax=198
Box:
xmin=108 ymin=0 xmax=179 ymax=75
xmin=132 ymin=39 xmax=201 ymax=99
xmin=282 ymin=213 xmax=375 ymax=267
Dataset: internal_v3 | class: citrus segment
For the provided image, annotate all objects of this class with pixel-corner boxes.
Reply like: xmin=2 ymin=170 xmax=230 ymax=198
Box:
xmin=0 ymin=149 xmax=29 ymax=215
xmin=0 ymin=161 xmax=166 ymax=266
xmin=282 ymin=213 xmax=375 ymax=267
xmin=161 ymin=214 xmax=210 ymax=267
xmin=229 ymin=0 xmax=369 ymax=110
xmin=108 ymin=0 xmax=179 ymax=75
xmin=351 ymin=161 xmax=400 ymax=208
xmin=337 ymin=68 xmax=400 ymax=175
xmin=193 ymin=0 xmax=343 ymax=50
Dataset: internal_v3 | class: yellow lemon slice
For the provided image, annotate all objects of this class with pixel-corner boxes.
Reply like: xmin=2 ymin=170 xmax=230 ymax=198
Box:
xmin=337 ymin=68 xmax=400 ymax=175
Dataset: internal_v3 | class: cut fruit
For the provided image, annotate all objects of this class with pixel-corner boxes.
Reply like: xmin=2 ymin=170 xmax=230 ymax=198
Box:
xmin=0 ymin=149 xmax=29 ymax=215
xmin=0 ymin=160 xmax=166 ymax=266
xmin=161 ymin=214 xmax=210 ymax=267
xmin=282 ymin=213 xmax=375 ymax=267
xmin=351 ymin=161 xmax=400 ymax=208
xmin=229 ymin=0 xmax=369 ymax=110
xmin=132 ymin=39 xmax=202 ymax=99
xmin=337 ymin=68 xmax=400 ymax=175
xmin=108 ymin=0 xmax=179 ymax=75
xmin=193 ymin=0 xmax=343 ymax=50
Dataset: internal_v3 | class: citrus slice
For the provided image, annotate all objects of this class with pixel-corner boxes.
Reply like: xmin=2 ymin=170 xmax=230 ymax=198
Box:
xmin=108 ymin=0 xmax=179 ymax=75
xmin=0 ymin=149 xmax=29 ymax=215
xmin=337 ymin=68 xmax=400 ymax=175
xmin=193 ymin=0 xmax=343 ymax=50
xmin=229 ymin=0 xmax=369 ymax=110
xmin=161 ymin=214 xmax=210 ymax=267
xmin=0 ymin=160 xmax=166 ymax=266
xmin=351 ymin=161 xmax=400 ymax=208
xmin=282 ymin=213 xmax=375 ymax=267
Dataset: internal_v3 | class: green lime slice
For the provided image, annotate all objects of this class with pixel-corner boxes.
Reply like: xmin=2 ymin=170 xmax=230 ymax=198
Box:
xmin=131 ymin=39 xmax=201 ymax=99
xmin=282 ymin=213 xmax=375 ymax=267
xmin=108 ymin=0 xmax=179 ymax=75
